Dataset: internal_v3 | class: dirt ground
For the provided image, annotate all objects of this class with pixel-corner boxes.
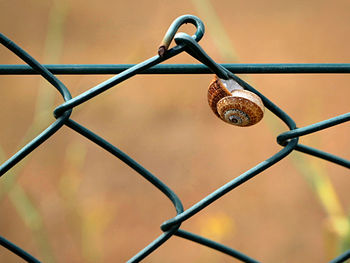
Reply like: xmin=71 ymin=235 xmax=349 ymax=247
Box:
xmin=1 ymin=0 xmax=349 ymax=262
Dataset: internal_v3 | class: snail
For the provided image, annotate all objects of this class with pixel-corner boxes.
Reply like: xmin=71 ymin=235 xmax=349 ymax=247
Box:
xmin=208 ymin=76 xmax=265 ymax=126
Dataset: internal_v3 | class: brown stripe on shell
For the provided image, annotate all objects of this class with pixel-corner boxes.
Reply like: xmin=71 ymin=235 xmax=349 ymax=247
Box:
xmin=207 ymin=76 xmax=232 ymax=117
xmin=216 ymin=90 xmax=264 ymax=126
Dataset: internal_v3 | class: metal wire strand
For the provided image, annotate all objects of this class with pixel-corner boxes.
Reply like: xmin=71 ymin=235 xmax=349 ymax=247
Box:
xmin=2 ymin=63 xmax=350 ymax=75
xmin=174 ymin=32 xmax=230 ymax=79
xmin=0 ymin=63 xmax=350 ymax=75
xmin=0 ymin=235 xmax=41 ymax=263
xmin=175 ymin=229 xmax=260 ymax=263
xmin=329 ymin=250 xmax=350 ymax=263
xmin=277 ymin=112 xmax=350 ymax=168
xmin=0 ymin=14 xmax=349 ymax=263
xmin=158 ymin=14 xmax=205 ymax=56
xmin=64 ymin=119 xmax=183 ymax=262
xmin=0 ymin=34 xmax=72 ymax=177
xmin=53 ymin=46 xmax=184 ymax=118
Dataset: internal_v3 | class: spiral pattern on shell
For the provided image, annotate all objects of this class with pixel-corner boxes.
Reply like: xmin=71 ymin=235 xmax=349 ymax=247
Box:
xmin=207 ymin=76 xmax=264 ymax=127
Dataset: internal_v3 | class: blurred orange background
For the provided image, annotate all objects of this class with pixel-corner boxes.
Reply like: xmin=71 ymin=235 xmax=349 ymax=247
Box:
xmin=1 ymin=0 xmax=349 ymax=262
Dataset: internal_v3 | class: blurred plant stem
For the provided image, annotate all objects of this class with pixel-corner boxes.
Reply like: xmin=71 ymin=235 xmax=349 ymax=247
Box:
xmin=191 ymin=0 xmax=238 ymax=62
xmin=0 ymin=0 xmax=68 ymax=262
xmin=58 ymin=141 xmax=114 ymax=263
xmin=293 ymin=153 xmax=350 ymax=259
xmin=58 ymin=141 xmax=101 ymax=263
xmin=192 ymin=0 xmax=349 ymax=259
xmin=267 ymin=110 xmax=350 ymax=259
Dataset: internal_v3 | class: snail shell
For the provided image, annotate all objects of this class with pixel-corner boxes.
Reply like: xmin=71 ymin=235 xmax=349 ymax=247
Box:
xmin=208 ymin=76 xmax=264 ymax=126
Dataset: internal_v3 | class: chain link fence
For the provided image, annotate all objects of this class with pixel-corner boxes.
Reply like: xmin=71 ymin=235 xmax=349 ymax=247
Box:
xmin=1 ymin=15 xmax=349 ymax=262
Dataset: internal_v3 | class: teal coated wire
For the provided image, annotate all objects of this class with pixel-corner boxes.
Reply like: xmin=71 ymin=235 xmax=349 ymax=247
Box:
xmin=0 ymin=14 xmax=349 ymax=263
xmin=175 ymin=229 xmax=260 ymax=263
xmin=0 ymin=32 xmax=73 ymax=263
xmin=2 ymin=63 xmax=350 ymax=75
xmin=329 ymin=250 xmax=350 ymax=263
xmin=277 ymin=113 xmax=350 ymax=168
xmin=158 ymin=14 xmax=204 ymax=56
xmin=0 ymin=33 xmax=72 ymax=177
xmin=0 ymin=235 xmax=41 ymax=263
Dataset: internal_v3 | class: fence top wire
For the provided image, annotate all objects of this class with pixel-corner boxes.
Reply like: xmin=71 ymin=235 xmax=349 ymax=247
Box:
xmin=2 ymin=63 xmax=350 ymax=75
xmin=1 ymin=14 xmax=349 ymax=263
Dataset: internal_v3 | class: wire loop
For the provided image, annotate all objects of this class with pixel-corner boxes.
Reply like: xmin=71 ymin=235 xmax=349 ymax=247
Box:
xmin=158 ymin=14 xmax=205 ymax=56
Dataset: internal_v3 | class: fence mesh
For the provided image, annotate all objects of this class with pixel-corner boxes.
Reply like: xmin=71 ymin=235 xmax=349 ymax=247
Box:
xmin=1 ymin=15 xmax=350 ymax=263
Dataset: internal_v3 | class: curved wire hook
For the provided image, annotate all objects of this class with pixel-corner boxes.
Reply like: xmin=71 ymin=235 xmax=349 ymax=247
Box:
xmin=158 ymin=14 xmax=205 ymax=57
